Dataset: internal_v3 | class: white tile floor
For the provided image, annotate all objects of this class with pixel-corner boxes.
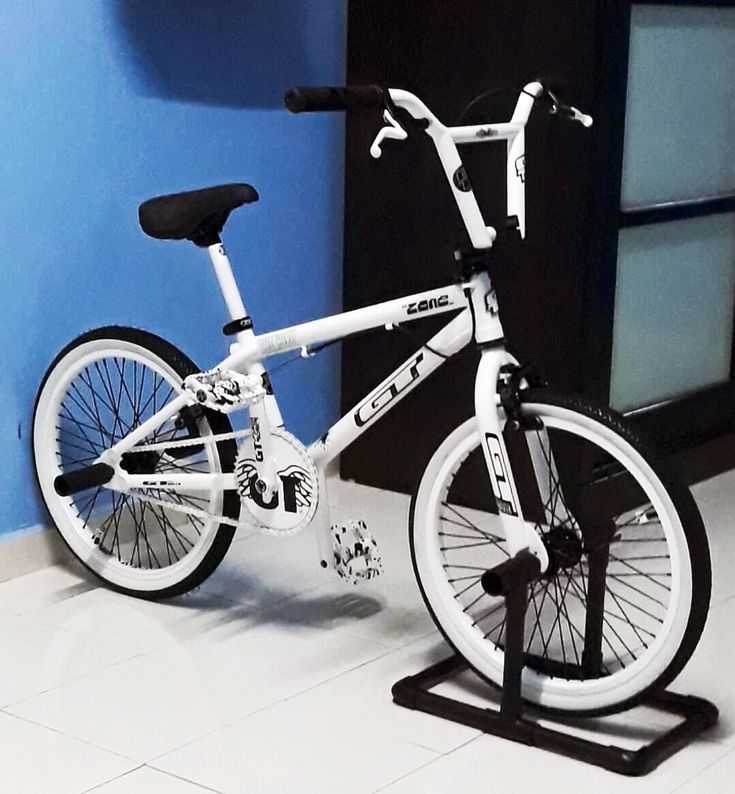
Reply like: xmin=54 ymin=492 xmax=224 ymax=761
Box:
xmin=0 ymin=476 xmax=734 ymax=793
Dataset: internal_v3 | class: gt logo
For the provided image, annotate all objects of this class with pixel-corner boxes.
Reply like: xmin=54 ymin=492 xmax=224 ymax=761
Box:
xmin=515 ymin=155 xmax=526 ymax=183
xmin=453 ymin=165 xmax=472 ymax=192
xmin=484 ymin=433 xmax=518 ymax=516
xmin=247 ymin=472 xmax=306 ymax=513
xmin=236 ymin=462 xmax=313 ymax=515
xmin=251 ymin=417 xmax=263 ymax=462
xmin=406 ymin=295 xmax=450 ymax=315
xmin=355 ymin=352 xmax=424 ymax=427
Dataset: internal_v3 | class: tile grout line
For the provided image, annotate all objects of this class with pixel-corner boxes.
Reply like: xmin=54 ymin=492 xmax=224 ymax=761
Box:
xmin=0 ymin=708 xmax=140 ymax=765
xmin=0 ymin=580 xmax=99 ymax=617
xmin=1 ymin=652 xmax=148 ymax=712
xmin=369 ymin=734 xmax=482 ymax=793
xmin=79 ymin=763 xmax=228 ymax=794
xmin=667 ymin=742 xmax=735 ymax=794
xmin=146 ymin=639 xmax=404 ymax=768
xmin=144 ymin=765 xmax=228 ymax=794
xmin=78 ymin=764 xmax=146 ymax=794
xmin=140 ymin=608 xmax=466 ymax=767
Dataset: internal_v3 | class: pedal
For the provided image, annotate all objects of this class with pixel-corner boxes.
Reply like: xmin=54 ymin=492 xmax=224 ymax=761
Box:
xmin=183 ymin=369 xmax=265 ymax=413
xmin=332 ymin=520 xmax=383 ymax=585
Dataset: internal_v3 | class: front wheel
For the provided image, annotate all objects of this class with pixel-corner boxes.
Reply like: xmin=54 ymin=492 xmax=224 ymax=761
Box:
xmin=410 ymin=389 xmax=711 ymax=716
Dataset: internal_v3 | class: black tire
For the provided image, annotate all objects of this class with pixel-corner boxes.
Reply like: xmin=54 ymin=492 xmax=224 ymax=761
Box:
xmin=32 ymin=326 xmax=240 ymax=600
xmin=409 ymin=388 xmax=711 ymax=716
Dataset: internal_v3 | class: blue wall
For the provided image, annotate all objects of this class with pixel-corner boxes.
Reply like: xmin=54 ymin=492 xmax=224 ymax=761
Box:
xmin=0 ymin=1 xmax=346 ymax=534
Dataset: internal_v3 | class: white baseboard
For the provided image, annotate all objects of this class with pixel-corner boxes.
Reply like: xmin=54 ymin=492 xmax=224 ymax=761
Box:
xmin=0 ymin=525 xmax=71 ymax=583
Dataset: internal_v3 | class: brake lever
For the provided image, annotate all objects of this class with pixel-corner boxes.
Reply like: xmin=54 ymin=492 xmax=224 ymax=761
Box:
xmin=547 ymin=89 xmax=594 ymax=128
xmin=370 ymin=109 xmax=408 ymax=158
xmin=555 ymin=104 xmax=593 ymax=128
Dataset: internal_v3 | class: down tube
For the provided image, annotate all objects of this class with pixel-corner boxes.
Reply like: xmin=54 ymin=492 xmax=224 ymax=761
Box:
xmin=310 ymin=310 xmax=473 ymax=467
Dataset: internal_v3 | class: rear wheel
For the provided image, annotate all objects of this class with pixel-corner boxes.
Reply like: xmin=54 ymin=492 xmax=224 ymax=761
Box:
xmin=410 ymin=389 xmax=711 ymax=715
xmin=33 ymin=326 xmax=240 ymax=599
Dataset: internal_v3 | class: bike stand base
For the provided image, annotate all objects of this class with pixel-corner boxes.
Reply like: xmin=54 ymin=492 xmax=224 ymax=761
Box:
xmin=392 ymin=654 xmax=719 ymax=776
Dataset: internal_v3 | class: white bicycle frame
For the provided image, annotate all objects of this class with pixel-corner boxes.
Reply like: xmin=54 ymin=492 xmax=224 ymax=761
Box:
xmin=100 ymin=82 xmax=566 ymax=570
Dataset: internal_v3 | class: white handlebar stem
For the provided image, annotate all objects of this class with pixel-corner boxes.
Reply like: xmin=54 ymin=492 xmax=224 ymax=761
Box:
xmin=504 ymin=82 xmax=544 ymax=238
xmin=388 ymin=88 xmax=496 ymax=249
xmin=384 ymin=82 xmax=547 ymax=248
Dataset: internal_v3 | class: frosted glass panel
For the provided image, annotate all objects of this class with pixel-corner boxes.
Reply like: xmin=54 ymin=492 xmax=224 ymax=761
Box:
xmin=610 ymin=214 xmax=735 ymax=412
xmin=621 ymin=5 xmax=735 ymax=209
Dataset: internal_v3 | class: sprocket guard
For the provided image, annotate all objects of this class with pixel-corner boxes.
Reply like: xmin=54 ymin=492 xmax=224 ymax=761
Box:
xmin=235 ymin=428 xmax=318 ymax=535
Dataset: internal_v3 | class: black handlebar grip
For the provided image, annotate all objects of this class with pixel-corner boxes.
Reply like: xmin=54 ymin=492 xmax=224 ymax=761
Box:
xmin=284 ymin=85 xmax=385 ymax=113
xmin=54 ymin=463 xmax=115 ymax=497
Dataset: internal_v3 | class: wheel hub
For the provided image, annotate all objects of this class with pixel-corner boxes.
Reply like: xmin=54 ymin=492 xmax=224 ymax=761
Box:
xmin=542 ymin=525 xmax=583 ymax=578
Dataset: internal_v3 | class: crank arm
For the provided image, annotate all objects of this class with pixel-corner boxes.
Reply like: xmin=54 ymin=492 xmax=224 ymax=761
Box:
xmin=248 ymin=400 xmax=278 ymax=498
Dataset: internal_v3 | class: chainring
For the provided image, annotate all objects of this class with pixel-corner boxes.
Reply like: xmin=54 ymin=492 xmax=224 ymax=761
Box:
xmin=235 ymin=428 xmax=319 ymax=535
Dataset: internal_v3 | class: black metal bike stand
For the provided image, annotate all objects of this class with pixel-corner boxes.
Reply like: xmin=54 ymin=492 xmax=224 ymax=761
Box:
xmin=392 ymin=550 xmax=718 ymax=776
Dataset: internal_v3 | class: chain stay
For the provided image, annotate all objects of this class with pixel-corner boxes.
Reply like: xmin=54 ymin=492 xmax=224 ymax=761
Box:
xmin=129 ymin=489 xmax=252 ymax=531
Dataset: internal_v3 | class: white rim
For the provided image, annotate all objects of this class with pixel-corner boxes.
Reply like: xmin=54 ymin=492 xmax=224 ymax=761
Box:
xmin=34 ymin=337 xmax=226 ymax=593
xmin=413 ymin=408 xmax=694 ymax=713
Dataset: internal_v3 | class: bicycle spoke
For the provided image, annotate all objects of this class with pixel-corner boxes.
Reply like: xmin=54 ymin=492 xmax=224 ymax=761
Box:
xmin=441 ymin=503 xmax=504 ymax=542
xmin=54 ymin=348 xmax=225 ymax=577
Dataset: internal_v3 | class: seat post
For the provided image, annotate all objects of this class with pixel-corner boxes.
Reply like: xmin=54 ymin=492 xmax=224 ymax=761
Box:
xmin=206 ymin=241 xmax=285 ymax=430
xmin=207 ymin=242 xmax=249 ymax=324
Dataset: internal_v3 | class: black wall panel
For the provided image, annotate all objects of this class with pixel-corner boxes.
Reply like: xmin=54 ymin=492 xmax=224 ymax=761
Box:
xmin=341 ymin=1 xmax=599 ymax=492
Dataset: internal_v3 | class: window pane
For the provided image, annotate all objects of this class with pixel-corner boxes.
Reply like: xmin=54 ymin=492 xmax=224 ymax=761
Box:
xmin=621 ymin=5 xmax=735 ymax=210
xmin=610 ymin=213 xmax=735 ymax=412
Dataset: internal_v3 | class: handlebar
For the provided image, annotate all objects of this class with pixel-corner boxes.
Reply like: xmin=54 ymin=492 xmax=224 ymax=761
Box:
xmin=284 ymin=82 xmax=592 ymax=127
xmin=284 ymin=85 xmax=385 ymax=113
xmin=284 ymin=81 xmax=593 ymax=249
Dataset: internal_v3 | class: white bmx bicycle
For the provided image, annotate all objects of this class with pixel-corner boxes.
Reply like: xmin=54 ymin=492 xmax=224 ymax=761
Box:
xmin=33 ymin=82 xmax=711 ymax=717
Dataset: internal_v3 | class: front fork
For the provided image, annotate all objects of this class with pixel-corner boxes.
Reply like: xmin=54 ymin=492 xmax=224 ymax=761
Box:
xmin=474 ymin=349 xmax=550 ymax=573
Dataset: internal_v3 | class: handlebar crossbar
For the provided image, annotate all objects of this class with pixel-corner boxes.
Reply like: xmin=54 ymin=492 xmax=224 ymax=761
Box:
xmin=284 ymin=82 xmax=592 ymax=250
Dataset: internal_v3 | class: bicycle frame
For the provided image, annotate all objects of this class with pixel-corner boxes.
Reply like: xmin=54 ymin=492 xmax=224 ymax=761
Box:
xmin=101 ymin=243 xmax=548 ymax=568
xmin=104 ymin=255 xmax=496 ymax=473
xmin=98 ymin=82 xmax=554 ymax=569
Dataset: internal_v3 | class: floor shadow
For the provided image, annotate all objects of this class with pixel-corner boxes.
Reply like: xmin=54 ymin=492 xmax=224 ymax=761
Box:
xmin=111 ymin=0 xmax=338 ymax=108
xmin=168 ymin=568 xmax=384 ymax=634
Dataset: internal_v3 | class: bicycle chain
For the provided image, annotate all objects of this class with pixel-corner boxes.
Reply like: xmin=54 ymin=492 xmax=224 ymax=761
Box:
xmin=129 ymin=489 xmax=252 ymax=531
xmin=124 ymin=429 xmax=251 ymax=454
xmin=121 ymin=429 xmax=257 ymax=529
